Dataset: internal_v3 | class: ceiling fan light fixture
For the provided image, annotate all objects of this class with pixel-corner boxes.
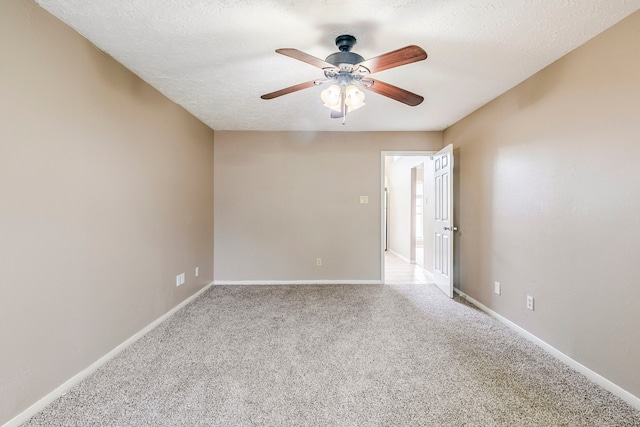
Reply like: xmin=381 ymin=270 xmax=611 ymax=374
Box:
xmin=344 ymin=84 xmax=365 ymax=111
xmin=320 ymin=84 xmax=342 ymax=111
xmin=321 ymin=83 xmax=365 ymax=114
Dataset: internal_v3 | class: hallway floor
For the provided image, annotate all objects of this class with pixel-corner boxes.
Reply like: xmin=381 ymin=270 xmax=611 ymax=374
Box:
xmin=384 ymin=251 xmax=433 ymax=284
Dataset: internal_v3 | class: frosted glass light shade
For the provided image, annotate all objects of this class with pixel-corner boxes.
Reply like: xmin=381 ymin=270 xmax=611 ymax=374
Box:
xmin=320 ymin=84 xmax=342 ymax=111
xmin=321 ymin=84 xmax=365 ymax=113
xmin=344 ymin=85 xmax=365 ymax=111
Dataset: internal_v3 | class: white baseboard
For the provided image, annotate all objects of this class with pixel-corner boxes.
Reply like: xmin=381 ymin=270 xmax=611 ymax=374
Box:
xmin=387 ymin=249 xmax=411 ymax=264
xmin=454 ymin=288 xmax=640 ymax=411
xmin=214 ymin=280 xmax=382 ymax=286
xmin=418 ymin=265 xmax=434 ymax=280
xmin=3 ymin=282 xmax=214 ymax=427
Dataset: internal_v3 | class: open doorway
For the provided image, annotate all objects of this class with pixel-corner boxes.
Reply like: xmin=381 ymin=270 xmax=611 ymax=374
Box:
xmin=381 ymin=152 xmax=435 ymax=285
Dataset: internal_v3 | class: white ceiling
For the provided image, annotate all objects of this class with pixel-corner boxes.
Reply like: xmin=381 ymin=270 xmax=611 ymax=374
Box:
xmin=36 ymin=0 xmax=639 ymax=132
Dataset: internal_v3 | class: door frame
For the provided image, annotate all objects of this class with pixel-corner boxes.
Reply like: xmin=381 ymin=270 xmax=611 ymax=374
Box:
xmin=380 ymin=151 xmax=436 ymax=283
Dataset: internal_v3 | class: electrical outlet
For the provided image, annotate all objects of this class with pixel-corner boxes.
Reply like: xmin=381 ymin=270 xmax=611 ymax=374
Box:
xmin=195 ymin=267 xmax=199 ymax=277
xmin=526 ymin=295 xmax=534 ymax=311
xmin=316 ymin=258 xmax=322 ymax=266
xmin=494 ymin=281 xmax=501 ymax=295
xmin=360 ymin=196 xmax=368 ymax=204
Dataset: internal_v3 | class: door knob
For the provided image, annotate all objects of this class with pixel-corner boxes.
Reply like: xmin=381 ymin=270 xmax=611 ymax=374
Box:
xmin=444 ymin=226 xmax=458 ymax=231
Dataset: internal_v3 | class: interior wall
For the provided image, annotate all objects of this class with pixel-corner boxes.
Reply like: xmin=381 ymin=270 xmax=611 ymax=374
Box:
xmin=444 ymin=10 xmax=640 ymax=399
xmin=213 ymin=132 xmax=442 ymax=282
xmin=0 ymin=1 xmax=215 ymax=424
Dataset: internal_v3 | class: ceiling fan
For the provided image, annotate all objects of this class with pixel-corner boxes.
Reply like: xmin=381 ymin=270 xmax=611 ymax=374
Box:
xmin=261 ymin=35 xmax=427 ymax=124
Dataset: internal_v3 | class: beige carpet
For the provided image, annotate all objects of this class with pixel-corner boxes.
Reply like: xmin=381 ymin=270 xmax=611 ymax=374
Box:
xmin=23 ymin=284 xmax=640 ymax=426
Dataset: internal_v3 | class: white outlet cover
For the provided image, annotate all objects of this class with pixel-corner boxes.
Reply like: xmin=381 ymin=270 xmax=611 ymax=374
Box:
xmin=527 ymin=295 xmax=535 ymax=310
xmin=360 ymin=196 xmax=368 ymax=204
xmin=195 ymin=267 xmax=199 ymax=277
xmin=494 ymin=281 xmax=501 ymax=295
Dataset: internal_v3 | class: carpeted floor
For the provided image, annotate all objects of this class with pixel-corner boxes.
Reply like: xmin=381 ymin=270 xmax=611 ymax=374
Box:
xmin=23 ymin=284 xmax=640 ymax=426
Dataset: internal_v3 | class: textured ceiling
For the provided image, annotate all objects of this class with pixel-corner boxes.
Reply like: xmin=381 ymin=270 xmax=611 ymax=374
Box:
xmin=35 ymin=0 xmax=639 ymax=132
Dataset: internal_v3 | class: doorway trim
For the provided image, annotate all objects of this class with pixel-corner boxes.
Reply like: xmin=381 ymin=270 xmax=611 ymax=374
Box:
xmin=380 ymin=150 xmax=436 ymax=284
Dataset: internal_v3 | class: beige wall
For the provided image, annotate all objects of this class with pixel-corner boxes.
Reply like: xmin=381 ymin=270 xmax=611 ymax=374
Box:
xmin=445 ymin=11 xmax=640 ymax=398
xmin=0 ymin=1 xmax=214 ymax=423
xmin=214 ymin=131 xmax=442 ymax=282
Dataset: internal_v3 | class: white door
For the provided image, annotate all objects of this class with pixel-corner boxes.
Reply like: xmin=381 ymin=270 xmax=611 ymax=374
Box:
xmin=433 ymin=144 xmax=455 ymax=298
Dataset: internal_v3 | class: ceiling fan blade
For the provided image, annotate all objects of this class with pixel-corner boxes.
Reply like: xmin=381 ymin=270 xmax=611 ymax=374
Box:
xmin=276 ymin=48 xmax=338 ymax=70
xmin=362 ymin=78 xmax=424 ymax=106
xmin=260 ymin=80 xmax=320 ymax=100
xmin=354 ymin=45 xmax=427 ymax=74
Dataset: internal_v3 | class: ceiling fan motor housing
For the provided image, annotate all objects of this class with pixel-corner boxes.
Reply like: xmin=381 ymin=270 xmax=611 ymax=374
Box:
xmin=325 ymin=35 xmax=364 ymax=70
xmin=325 ymin=51 xmax=365 ymax=67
